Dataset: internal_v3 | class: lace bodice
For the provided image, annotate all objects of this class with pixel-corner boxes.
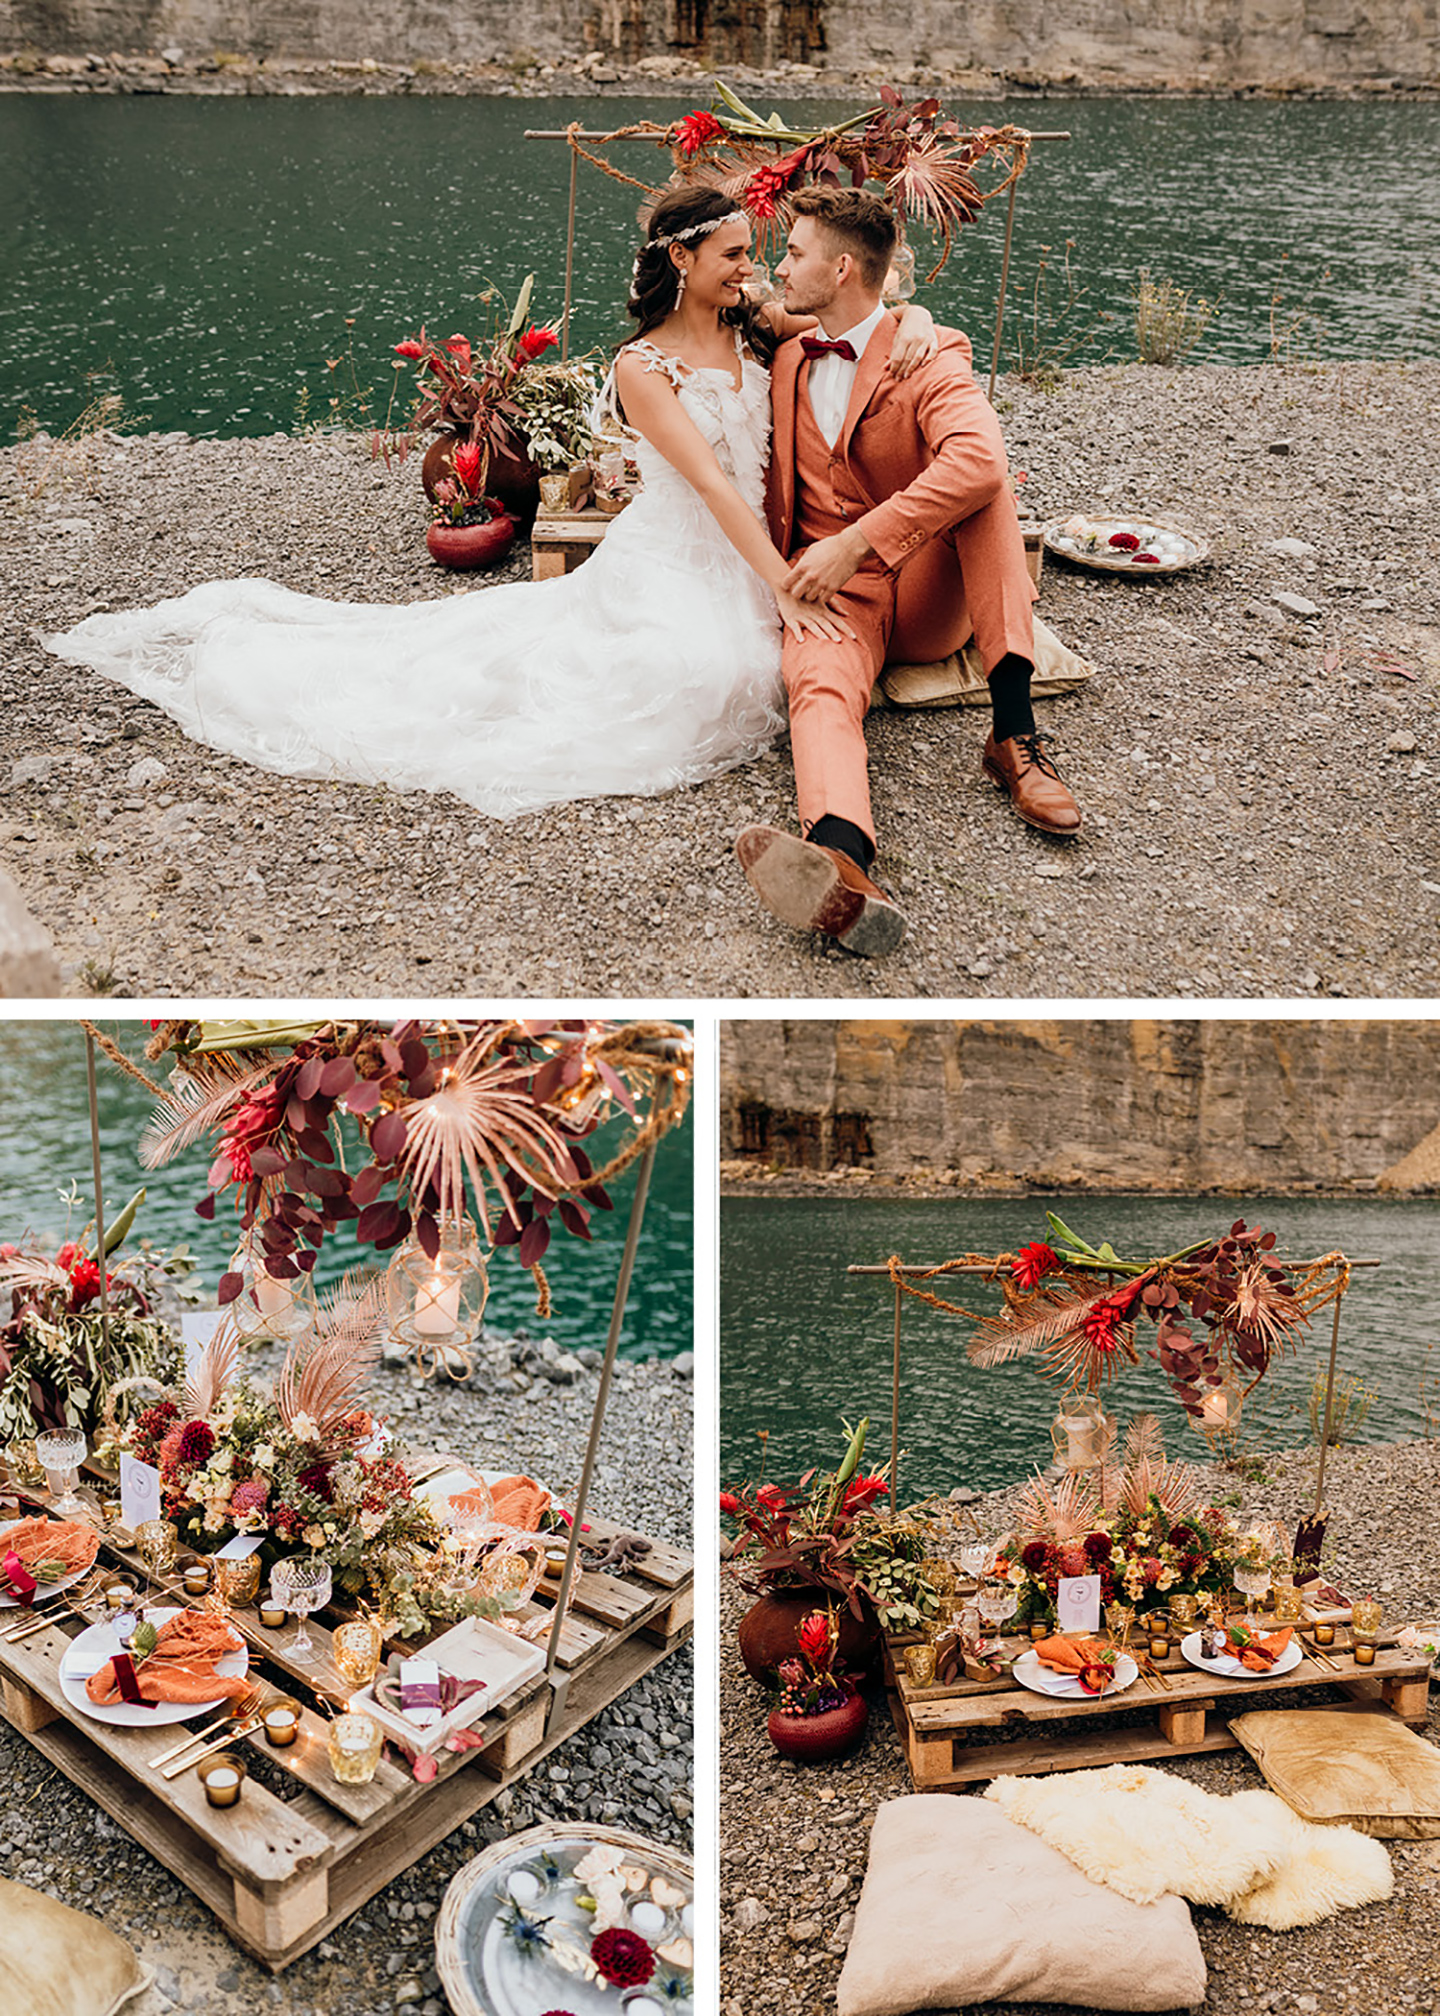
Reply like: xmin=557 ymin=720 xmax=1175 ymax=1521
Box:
xmin=594 ymin=333 xmax=773 ymax=516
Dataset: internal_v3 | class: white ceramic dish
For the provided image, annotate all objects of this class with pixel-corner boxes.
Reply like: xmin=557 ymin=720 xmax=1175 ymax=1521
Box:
xmin=1179 ymin=1628 xmax=1303 ymax=1680
xmin=0 ymin=1516 xmax=96 ymax=1607
xmin=1043 ymin=514 xmax=1209 ymax=576
xmin=58 ymin=1605 xmax=248 ymax=1727
xmin=1012 ymin=1649 xmax=1139 ymax=1700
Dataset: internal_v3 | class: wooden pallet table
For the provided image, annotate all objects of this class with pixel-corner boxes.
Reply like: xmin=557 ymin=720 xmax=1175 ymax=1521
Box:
xmin=531 ymin=507 xmax=619 ymax=580
xmin=0 ymin=1511 xmax=692 ymax=1970
xmin=886 ymin=1630 xmax=1432 ymax=1789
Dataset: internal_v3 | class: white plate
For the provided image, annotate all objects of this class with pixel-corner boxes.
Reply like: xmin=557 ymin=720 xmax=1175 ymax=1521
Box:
xmin=1012 ymin=1649 xmax=1139 ymax=1700
xmin=0 ymin=1516 xmax=97 ymax=1608
xmin=58 ymin=1606 xmax=248 ymax=1727
xmin=1179 ymin=1629 xmax=1303 ymax=1680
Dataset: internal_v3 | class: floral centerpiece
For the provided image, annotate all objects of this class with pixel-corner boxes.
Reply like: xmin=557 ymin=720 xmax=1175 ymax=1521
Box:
xmin=0 ymin=1191 xmax=185 ymax=1444
xmin=767 ymin=1607 xmax=867 ymax=1760
xmin=503 ymin=355 xmax=605 ymax=478
xmin=721 ymin=1417 xmax=888 ymax=1617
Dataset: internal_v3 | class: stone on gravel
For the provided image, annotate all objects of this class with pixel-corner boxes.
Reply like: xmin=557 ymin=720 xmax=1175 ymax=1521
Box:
xmin=1273 ymin=591 xmax=1323 ymax=617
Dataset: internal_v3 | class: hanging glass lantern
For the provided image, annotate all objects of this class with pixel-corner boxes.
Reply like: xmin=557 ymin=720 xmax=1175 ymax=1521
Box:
xmin=1050 ymin=1393 xmax=1114 ymax=1472
xmin=228 ymin=1242 xmax=315 ymax=1341
xmin=1189 ymin=1367 xmax=1243 ymax=1444
xmin=385 ymin=1219 xmax=489 ymax=1373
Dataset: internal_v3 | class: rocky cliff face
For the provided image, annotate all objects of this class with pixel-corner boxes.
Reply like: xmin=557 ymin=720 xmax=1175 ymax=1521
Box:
xmin=4 ymin=0 xmax=1434 ymax=87
xmin=721 ymin=1020 xmax=1440 ymax=1191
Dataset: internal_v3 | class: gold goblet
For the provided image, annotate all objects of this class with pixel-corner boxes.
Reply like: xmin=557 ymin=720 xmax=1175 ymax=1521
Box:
xmin=136 ymin=1519 xmax=177 ymax=1598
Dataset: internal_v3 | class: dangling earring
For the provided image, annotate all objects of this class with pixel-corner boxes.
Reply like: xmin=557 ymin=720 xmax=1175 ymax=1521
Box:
xmin=675 ymin=264 xmax=687 ymax=303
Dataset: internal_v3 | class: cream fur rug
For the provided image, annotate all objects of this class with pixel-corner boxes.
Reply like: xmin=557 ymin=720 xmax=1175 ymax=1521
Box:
xmin=985 ymin=1764 xmax=1393 ymax=1930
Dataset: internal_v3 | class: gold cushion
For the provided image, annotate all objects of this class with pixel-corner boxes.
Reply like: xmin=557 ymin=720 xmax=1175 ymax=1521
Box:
xmin=1230 ymin=1703 xmax=1440 ymax=1840
xmin=879 ymin=615 xmax=1095 ymax=710
xmin=0 ymin=1877 xmax=151 ymax=2016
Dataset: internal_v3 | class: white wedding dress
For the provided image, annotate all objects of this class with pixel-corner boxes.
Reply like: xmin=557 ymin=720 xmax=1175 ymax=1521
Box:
xmin=45 ymin=336 xmax=785 ymax=820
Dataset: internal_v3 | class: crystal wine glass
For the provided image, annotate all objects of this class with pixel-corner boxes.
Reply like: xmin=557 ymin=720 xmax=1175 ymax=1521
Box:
xmin=271 ymin=1557 xmax=331 ymax=1664
xmin=975 ymin=1575 xmax=1017 ymax=1651
xmin=1233 ymin=1558 xmax=1271 ymax=1630
xmin=34 ymin=1428 xmax=88 ymax=1518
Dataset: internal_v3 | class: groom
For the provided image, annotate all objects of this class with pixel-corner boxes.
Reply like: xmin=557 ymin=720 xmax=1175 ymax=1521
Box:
xmin=736 ymin=186 xmax=1082 ymax=957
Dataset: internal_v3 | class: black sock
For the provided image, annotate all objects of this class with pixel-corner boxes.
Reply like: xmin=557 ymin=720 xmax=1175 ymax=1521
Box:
xmin=989 ymin=653 xmax=1036 ymax=743
xmin=807 ymin=814 xmax=874 ymax=872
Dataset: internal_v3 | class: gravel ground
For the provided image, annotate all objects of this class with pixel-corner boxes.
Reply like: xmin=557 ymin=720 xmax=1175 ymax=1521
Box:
xmin=0 ymin=1332 xmax=694 ymax=2015
xmin=2 ymin=358 xmax=1438 ymax=999
xmin=720 ymin=1436 xmax=1440 ymax=2016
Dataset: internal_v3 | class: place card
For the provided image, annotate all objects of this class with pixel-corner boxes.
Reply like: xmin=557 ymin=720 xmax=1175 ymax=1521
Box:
xmin=119 ymin=1455 xmax=161 ymax=1531
xmin=400 ymin=1657 xmax=442 ymax=1728
xmin=213 ymin=1534 xmax=264 ymax=1561
xmin=1056 ymin=1574 xmax=1102 ymax=1635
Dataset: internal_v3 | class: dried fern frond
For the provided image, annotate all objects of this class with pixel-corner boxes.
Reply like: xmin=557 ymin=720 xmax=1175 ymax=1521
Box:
xmin=395 ymin=1034 xmax=578 ymax=1233
xmin=139 ymin=1054 xmax=282 ymax=1169
xmin=1014 ymin=1468 xmax=1102 ymax=1543
xmin=276 ymin=1271 xmax=383 ymax=1443
xmin=183 ymin=1316 xmax=240 ymax=1420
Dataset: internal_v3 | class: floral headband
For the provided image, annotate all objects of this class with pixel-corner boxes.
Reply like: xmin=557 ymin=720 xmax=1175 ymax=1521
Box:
xmin=650 ymin=209 xmax=748 ymax=250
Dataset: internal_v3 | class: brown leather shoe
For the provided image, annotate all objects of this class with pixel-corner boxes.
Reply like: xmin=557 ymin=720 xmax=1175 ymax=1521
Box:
xmin=982 ymin=731 xmax=1083 ymax=835
xmin=735 ymin=825 xmax=907 ymax=957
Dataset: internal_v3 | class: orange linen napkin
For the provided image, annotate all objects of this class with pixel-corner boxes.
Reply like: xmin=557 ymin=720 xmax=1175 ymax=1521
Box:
xmin=1238 ymin=1625 xmax=1293 ymax=1672
xmin=85 ymin=1612 xmax=249 ymax=1707
xmin=1033 ymin=1635 xmax=1108 ymax=1674
xmin=486 ymin=1476 xmax=551 ymax=1532
xmin=2 ymin=1518 xmax=100 ymax=1577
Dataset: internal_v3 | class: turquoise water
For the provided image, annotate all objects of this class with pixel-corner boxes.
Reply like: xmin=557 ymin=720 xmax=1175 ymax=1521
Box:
xmin=0 ymin=1021 xmax=693 ymax=1358
xmin=720 ymin=1193 xmax=1438 ymax=1496
xmin=2 ymin=95 xmax=1436 ymax=435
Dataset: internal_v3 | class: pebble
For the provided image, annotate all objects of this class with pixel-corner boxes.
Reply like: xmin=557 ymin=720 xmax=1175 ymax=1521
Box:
xmin=3 ymin=361 xmax=1437 ymax=997
xmin=1273 ymin=591 xmax=1322 ymax=618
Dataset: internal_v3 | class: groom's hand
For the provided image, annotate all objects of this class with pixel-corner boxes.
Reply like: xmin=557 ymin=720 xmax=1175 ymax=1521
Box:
xmin=783 ymin=527 xmax=873 ymax=602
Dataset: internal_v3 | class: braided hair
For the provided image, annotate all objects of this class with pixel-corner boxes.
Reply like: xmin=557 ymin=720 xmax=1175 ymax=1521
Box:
xmin=619 ymin=183 xmax=779 ymax=368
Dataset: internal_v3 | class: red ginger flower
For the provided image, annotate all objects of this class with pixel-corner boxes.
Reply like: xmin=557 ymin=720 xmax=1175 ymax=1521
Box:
xmin=453 ymin=442 xmax=484 ymax=498
xmin=444 ymin=334 xmax=472 ymax=371
xmin=590 ymin=1928 xmax=655 ymax=1988
xmin=516 ymin=322 xmax=560 ymax=363
xmin=393 ymin=335 xmax=426 ymax=360
xmin=797 ymin=1611 xmax=831 ymax=1663
xmin=67 ymin=1257 xmax=104 ymax=1308
xmin=1012 ymin=1240 xmax=1060 ymax=1290
xmin=843 ymin=1474 xmax=888 ymax=1511
xmin=718 ymin=1491 xmax=742 ymax=1516
xmin=674 ymin=108 xmax=725 ymax=155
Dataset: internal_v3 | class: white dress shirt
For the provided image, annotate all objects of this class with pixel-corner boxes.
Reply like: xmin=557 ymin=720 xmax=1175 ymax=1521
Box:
xmin=803 ymin=301 xmax=890 ymax=450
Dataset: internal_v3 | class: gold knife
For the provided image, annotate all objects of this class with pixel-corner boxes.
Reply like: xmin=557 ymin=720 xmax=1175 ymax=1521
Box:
xmin=160 ymin=1713 xmax=263 ymax=1781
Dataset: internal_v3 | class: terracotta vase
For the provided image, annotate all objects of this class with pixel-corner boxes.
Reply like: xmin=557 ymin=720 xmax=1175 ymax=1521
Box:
xmin=737 ymin=1589 xmax=880 ymax=1683
xmin=422 ymin=424 xmax=541 ymax=527
xmin=767 ymin=1682 xmax=868 ymax=1763
xmin=425 ymin=509 xmax=517 ymax=571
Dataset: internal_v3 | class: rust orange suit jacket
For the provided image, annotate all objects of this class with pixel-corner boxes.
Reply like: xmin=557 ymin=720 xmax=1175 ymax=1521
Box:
xmin=764 ymin=316 xmax=1034 ymax=665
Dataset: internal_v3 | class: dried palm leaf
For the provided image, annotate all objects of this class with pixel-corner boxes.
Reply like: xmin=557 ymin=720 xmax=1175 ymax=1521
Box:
xmin=0 ymin=1254 xmax=70 ymax=1299
xmin=1014 ymin=1469 xmax=1101 ymax=1543
xmin=394 ymin=1034 xmax=578 ymax=1233
xmin=1119 ymin=1456 xmax=1200 ymax=1524
xmin=1224 ymin=1260 xmax=1311 ymax=1348
xmin=183 ymin=1316 xmax=240 ymax=1420
xmin=276 ymin=1271 xmax=383 ymax=1443
xmin=1123 ymin=1411 xmax=1167 ymax=1472
xmin=884 ymin=144 xmax=985 ymax=277
xmin=139 ymin=1055 xmax=282 ymax=1169
xmin=967 ymin=1286 xmax=1091 ymax=1370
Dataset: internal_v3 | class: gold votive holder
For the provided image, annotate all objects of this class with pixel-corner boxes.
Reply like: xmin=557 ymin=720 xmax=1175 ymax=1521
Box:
xmin=1313 ymin=1620 xmax=1336 ymax=1646
xmin=198 ymin=1752 xmax=247 ymax=1807
xmin=1029 ymin=1620 xmax=1050 ymax=1643
xmin=332 ymin=1618 xmax=384 ymax=1689
xmin=327 ymin=1711 xmax=383 ymax=1785
xmin=262 ymin=1697 xmax=301 ymax=1748
xmin=182 ymin=1564 xmax=210 ymax=1596
xmin=1351 ymin=1597 xmax=1383 ymax=1637
xmin=135 ymin=1519 xmax=178 ymax=1575
xmin=1353 ymin=1640 xmax=1377 ymax=1666
xmin=1273 ymin=1584 xmax=1304 ymax=1626
xmin=258 ymin=1602 xmax=287 ymax=1630
xmin=1167 ymin=1595 xmax=1199 ymax=1633
xmin=904 ymin=1642 xmax=938 ymax=1688
xmin=105 ymin=1581 xmax=136 ymax=1611
xmin=213 ymin=1554 xmax=262 ymax=1607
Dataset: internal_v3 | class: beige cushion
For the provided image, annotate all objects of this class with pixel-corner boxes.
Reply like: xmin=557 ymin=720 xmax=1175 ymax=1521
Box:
xmin=835 ymin=1795 xmax=1206 ymax=2015
xmin=0 ymin=1877 xmax=151 ymax=2016
xmin=879 ymin=615 xmax=1095 ymax=709
xmin=1230 ymin=1703 xmax=1440 ymax=1840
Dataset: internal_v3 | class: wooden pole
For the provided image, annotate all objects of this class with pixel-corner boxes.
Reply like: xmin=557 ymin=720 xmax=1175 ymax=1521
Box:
xmin=890 ymin=1279 xmax=903 ymax=1522
xmin=562 ymin=143 xmax=579 ymax=365
xmin=988 ymin=176 xmax=1019 ymax=404
xmin=1311 ymin=1287 xmax=1346 ymax=1517
xmin=546 ymin=1137 xmax=657 ymax=1687
xmin=83 ymin=1029 xmax=111 ymax=1370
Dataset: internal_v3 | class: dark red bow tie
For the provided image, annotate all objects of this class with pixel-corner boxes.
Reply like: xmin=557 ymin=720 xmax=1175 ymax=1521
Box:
xmin=800 ymin=335 xmax=857 ymax=362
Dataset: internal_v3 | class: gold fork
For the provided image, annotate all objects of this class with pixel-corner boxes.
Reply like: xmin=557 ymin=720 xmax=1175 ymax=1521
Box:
xmin=1 ymin=1569 xmax=107 ymax=1641
xmin=150 ymin=1686 xmax=265 ymax=1770
xmin=160 ymin=1712 xmax=264 ymax=1781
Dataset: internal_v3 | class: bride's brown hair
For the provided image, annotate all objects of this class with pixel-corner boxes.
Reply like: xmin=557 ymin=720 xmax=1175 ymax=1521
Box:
xmin=618 ymin=184 xmax=778 ymax=366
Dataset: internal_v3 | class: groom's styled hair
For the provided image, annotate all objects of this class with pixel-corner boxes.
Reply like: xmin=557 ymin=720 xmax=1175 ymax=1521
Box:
xmin=789 ymin=187 xmax=898 ymax=292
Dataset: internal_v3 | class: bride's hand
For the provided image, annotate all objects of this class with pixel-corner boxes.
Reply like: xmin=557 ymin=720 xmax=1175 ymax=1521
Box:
xmin=890 ymin=303 xmax=938 ymax=378
xmin=776 ymin=589 xmax=857 ymax=645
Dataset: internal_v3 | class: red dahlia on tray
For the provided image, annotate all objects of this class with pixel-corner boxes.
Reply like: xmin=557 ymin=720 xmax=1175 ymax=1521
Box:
xmin=590 ymin=1927 xmax=656 ymax=1987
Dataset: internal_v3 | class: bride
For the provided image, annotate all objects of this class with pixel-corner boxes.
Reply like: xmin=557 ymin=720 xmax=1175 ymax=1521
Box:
xmin=45 ymin=186 xmax=936 ymax=821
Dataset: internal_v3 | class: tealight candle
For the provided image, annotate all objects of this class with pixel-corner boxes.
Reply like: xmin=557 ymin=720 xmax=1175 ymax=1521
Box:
xmin=199 ymin=1755 xmax=245 ymax=1807
xmin=1353 ymin=1641 xmax=1376 ymax=1666
xmin=1149 ymin=1634 xmax=1170 ymax=1661
xmin=1029 ymin=1621 xmax=1049 ymax=1643
xmin=105 ymin=1583 xmax=135 ymax=1611
xmin=258 ymin=1602 xmax=287 ymax=1629
xmin=183 ymin=1565 xmax=210 ymax=1595
xmin=263 ymin=1705 xmax=299 ymax=1748
xmin=630 ymin=1902 xmax=667 ymax=1937
xmin=507 ymin=1869 xmax=542 ymax=1906
xmin=1313 ymin=1620 xmax=1336 ymax=1646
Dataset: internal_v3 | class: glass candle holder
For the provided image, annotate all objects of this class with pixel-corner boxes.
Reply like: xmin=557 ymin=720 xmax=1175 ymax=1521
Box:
xmin=1313 ymin=1619 xmax=1336 ymax=1646
xmin=136 ymin=1519 xmax=178 ymax=1593
xmin=904 ymin=1642 xmax=937 ymax=1688
xmin=182 ymin=1563 xmax=211 ymax=1596
xmin=198 ymin=1752 xmax=247 ymax=1808
xmin=385 ymin=1220 xmax=488 ymax=1364
xmin=262 ymin=1698 xmax=301 ymax=1748
xmin=328 ymin=1712 xmax=383 ymax=1785
xmin=1029 ymin=1619 xmax=1050 ymax=1643
xmin=34 ymin=1428 xmax=88 ymax=1517
xmin=1353 ymin=1639 xmax=1377 ymax=1666
xmin=1273 ymin=1584 xmax=1304 ymax=1626
xmin=213 ymin=1555 xmax=262 ymax=1609
xmin=105 ymin=1580 xmax=136 ymax=1611
xmin=5 ymin=1440 xmax=44 ymax=1490
xmin=537 ymin=471 xmax=571 ymax=515
xmin=1168 ymin=1594 xmax=1199 ymax=1633
xmin=332 ymin=1618 xmax=384 ymax=1689
xmin=1351 ymin=1597 xmax=1382 ymax=1664
xmin=258 ymin=1601 xmax=287 ymax=1630
xmin=228 ymin=1241 xmax=314 ymax=1340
